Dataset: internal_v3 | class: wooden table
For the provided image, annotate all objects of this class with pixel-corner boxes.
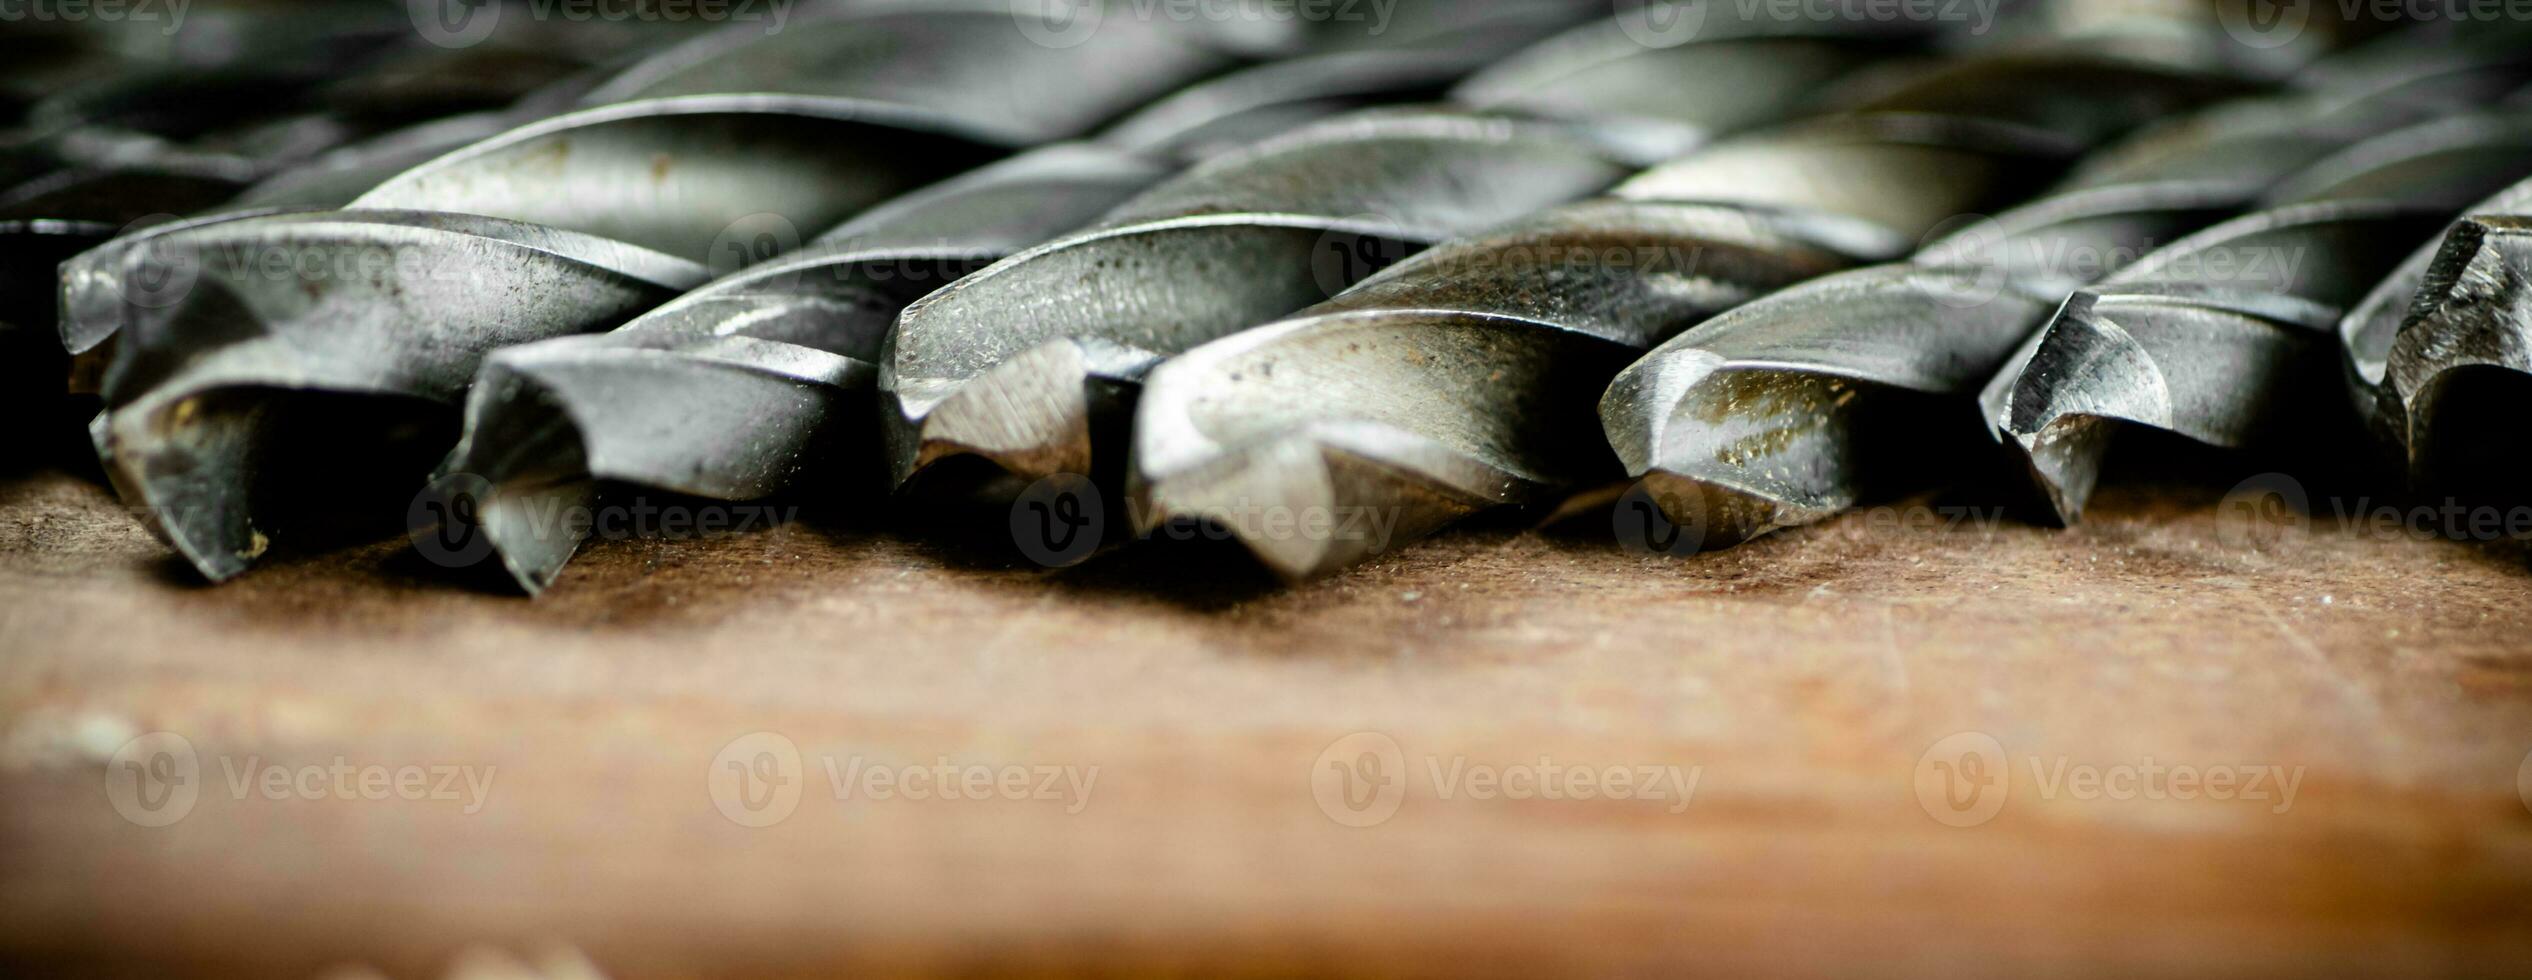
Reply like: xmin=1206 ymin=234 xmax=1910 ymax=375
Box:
xmin=5 ymin=463 xmax=2529 ymax=978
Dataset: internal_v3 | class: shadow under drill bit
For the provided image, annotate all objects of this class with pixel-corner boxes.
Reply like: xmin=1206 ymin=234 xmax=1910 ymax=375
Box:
xmin=885 ymin=451 xmax=1292 ymax=611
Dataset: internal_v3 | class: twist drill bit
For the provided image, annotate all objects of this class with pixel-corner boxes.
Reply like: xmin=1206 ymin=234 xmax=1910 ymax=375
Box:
xmin=429 ymin=143 xmax=1170 ymax=593
xmin=883 ymin=110 xmax=1638 ymax=494
xmin=4 ymin=159 xmax=266 ymax=448
xmin=884 ymin=14 xmax=1929 ymax=495
xmin=1445 ymin=7 xmax=1920 ymax=160
xmin=45 ymin=71 xmax=656 ymax=397
xmin=79 ymin=5 xmax=1233 ymax=581
xmin=92 ymin=211 xmax=710 ymax=579
xmin=2338 ymin=176 xmax=2532 ymax=494
xmin=1129 ymin=44 xmax=2256 ymax=578
xmin=1098 ymin=5 xmax=1591 ymax=161
xmin=55 ymin=95 xmax=1009 ymax=407
xmin=420 ymin=6 xmax=1606 ymax=592
xmin=571 ymin=3 xmax=1239 ymax=144
xmin=1984 ymin=113 xmax=2532 ymax=522
xmin=7 ymin=12 xmax=640 ymax=445
xmin=1592 ymin=57 xmax=2500 ymax=548
xmin=60 ymin=3 xmax=1230 ymax=378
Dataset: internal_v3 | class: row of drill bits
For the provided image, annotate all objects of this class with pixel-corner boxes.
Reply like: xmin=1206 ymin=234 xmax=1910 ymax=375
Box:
xmin=21 ymin=1 xmax=2532 ymax=591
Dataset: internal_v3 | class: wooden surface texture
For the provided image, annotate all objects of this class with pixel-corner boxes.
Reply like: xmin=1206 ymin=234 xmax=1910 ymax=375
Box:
xmin=4 ymin=464 xmax=2531 ymax=978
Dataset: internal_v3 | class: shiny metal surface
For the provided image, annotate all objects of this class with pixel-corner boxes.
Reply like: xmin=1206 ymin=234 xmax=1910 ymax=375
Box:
xmin=1985 ymin=113 xmax=2532 ymax=521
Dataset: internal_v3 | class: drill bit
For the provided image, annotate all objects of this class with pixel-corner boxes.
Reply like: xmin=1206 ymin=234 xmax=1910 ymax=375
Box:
xmin=61 ymin=2 xmax=1232 ymax=378
xmin=78 ymin=4 xmax=1235 ymax=581
xmin=1130 ymin=44 xmax=2256 ymax=578
xmin=884 ymin=13 xmax=1929 ymax=495
xmin=418 ymin=6 xmax=1612 ymax=592
xmin=90 ymin=211 xmax=710 ymax=580
xmin=1445 ymin=7 xmax=1920 ymax=161
xmin=54 ymin=73 xmax=678 ymax=384
xmin=8 ymin=8 xmax=651 ymax=447
xmin=571 ymin=2 xmax=1241 ymax=143
xmin=1591 ymin=47 xmax=2507 ymax=549
xmin=2339 ymin=176 xmax=2532 ymax=494
xmin=1984 ymin=112 xmax=2532 ymax=522
xmin=56 ymin=94 xmax=1009 ymax=400
xmin=427 ymin=143 xmax=1170 ymax=592
xmin=1098 ymin=5 xmax=1591 ymax=162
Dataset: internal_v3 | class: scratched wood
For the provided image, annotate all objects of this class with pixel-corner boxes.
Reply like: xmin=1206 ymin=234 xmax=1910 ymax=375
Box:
xmin=3 ymin=462 xmax=2530 ymax=979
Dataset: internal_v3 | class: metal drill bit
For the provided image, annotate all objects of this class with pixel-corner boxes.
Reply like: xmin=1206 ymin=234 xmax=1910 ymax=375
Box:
xmin=91 ymin=211 xmax=710 ymax=580
xmin=571 ymin=3 xmax=1239 ymax=144
xmin=1445 ymin=7 xmax=1922 ymax=161
xmin=418 ymin=5 xmax=1613 ymax=592
xmin=883 ymin=110 xmax=1639 ymax=493
xmin=48 ymin=51 xmax=642 ymax=393
xmin=1097 ymin=5 xmax=1591 ymax=161
xmin=1984 ymin=113 xmax=2532 ymax=523
xmin=1125 ymin=43 xmax=2256 ymax=578
xmin=62 ymin=2 xmax=1230 ymax=373
xmin=2338 ymin=177 xmax=2532 ymax=493
xmin=427 ymin=143 xmax=1170 ymax=593
xmin=77 ymin=4 xmax=1233 ymax=581
xmin=56 ymin=95 xmax=1008 ymax=395
xmin=7 ymin=11 xmax=649 ymax=443
xmin=1593 ymin=77 xmax=2487 ymax=548
xmin=346 ymin=95 xmax=1016 ymax=263
xmin=3 ymin=161 xmax=264 ymax=446
xmin=884 ymin=16 xmax=1927 ymax=495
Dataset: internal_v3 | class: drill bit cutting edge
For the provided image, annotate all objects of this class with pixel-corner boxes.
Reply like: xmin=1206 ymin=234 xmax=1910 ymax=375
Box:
xmin=882 ymin=10 xmax=1929 ymax=500
xmin=1595 ymin=32 xmax=2529 ymax=552
xmin=1984 ymin=111 xmax=2532 ymax=523
xmin=1127 ymin=35 xmax=2254 ymax=578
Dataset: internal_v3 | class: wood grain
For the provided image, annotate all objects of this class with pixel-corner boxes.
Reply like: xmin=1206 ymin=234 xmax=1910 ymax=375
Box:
xmin=4 ymin=465 xmax=2530 ymax=978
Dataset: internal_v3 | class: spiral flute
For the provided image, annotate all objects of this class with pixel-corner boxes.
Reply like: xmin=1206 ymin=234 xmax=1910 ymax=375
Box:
xmin=79 ymin=5 xmax=1233 ymax=581
xmin=2338 ymin=175 xmax=2532 ymax=495
xmin=1598 ymin=30 xmax=2522 ymax=548
xmin=1130 ymin=41 xmax=2255 ymax=578
xmin=430 ymin=144 xmax=1171 ymax=592
xmin=1985 ymin=112 xmax=2532 ymax=521
xmin=883 ymin=11 xmax=1931 ymax=495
